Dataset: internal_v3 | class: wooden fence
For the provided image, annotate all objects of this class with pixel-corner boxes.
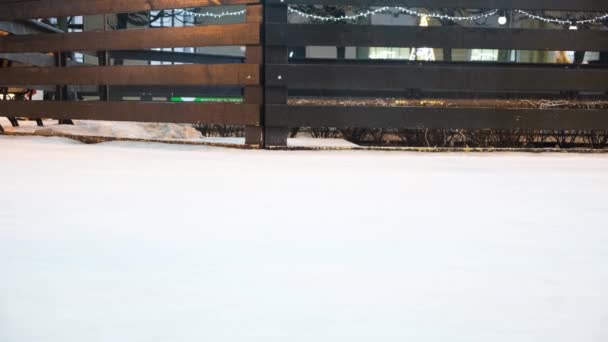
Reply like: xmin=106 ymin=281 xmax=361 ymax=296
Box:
xmin=0 ymin=0 xmax=264 ymax=145
xmin=1 ymin=0 xmax=608 ymax=147
xmin=263 ymin=0 xmax=608 ymax=146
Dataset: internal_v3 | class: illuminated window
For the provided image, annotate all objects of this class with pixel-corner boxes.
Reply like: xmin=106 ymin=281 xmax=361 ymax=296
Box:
xmin=470 ymin=49 xmax=499 ymax=61
xmin=369 ymin=47 xmax=411 ymax=60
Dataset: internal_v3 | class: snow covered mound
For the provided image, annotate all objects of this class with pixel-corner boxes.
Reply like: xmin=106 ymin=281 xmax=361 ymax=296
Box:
xmin=35 ymin=120 xmax=203 ymax=140
xmin=1 ymin=118 xmax=203 ymax=140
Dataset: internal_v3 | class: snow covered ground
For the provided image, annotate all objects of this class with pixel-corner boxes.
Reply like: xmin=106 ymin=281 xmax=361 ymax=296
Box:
xmin=0 ymin=135 xmax=607 ymax=342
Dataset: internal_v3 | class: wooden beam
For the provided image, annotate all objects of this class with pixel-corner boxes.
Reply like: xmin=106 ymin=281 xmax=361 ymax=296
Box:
xmin=266 ymin=0 xmax=608 ymax=11
xmin=0 ymin=0 xmax=260 ymax=21
xmin=266 ymin=24 xmax=608 ymax=52
xmin=0 ymin=101 xmax=259 ymax=125
xmin=0 ymin=23 xmax=261 ymax=53
xmin=266 ymin=105 xmax=608 ymax=129
xmin=243 ymin=3 xmax=263 ymax=145
xmin=245 ymin=4 xmax=263 ymax=23
xmin=0 ymin=64 xmax=260 ymax=86
xmin=264 ymin=2 xmax=289 ymax=147
xmin=266 ymin=64 xmax=608 ymax=92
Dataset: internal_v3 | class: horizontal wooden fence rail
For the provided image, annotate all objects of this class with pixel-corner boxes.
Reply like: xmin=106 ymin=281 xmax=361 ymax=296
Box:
xmin=0 ymin=64 xmax=260 ymax=86
xmin=266 ymin=24 xmax=608 ymax=52
xmin=266 ymin=105 xmax=608 ymax=130
xmin=12 ymin=85 xmax=245 ymax=96
xmin=0 ymin=101 xmax=259 ymax=125
xmin=0 ymin=23 xmax=261 ymax=53
xmin=0 ymin=0 xmax=259 ymax=21
xmin=267 ymin=64 xmax=608 ymax=92
xmin=265 ymin=0 xmax=608 ymax=11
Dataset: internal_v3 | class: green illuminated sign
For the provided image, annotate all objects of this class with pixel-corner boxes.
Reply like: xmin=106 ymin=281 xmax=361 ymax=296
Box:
xmin=170 ymin=97 xmax=242 ymax=103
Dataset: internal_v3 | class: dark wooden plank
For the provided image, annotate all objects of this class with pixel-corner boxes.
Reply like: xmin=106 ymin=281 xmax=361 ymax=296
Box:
xmin=54 ymin=50 xmax=73 ymax=125
xmin=0 ymin=23 xmax=261 ymax=53
xmin=243 ymin=4 xmax=263 ymax=146
xmin=244 ymin=4 xmax=263 ymax=146
xmin=5 ymin=85 xmax=98 ymax=92
xmin=0 ymin=64 xmax=260 ymax=86
xmin=246 ymin=3 xmax=263 ymax=23
xmin=266 ymin=64 xmax=608 ymax=92
xmin=267 ymin=24 xmax=608 ymax=52
xmin=98 ymin=13 xmax=110 ymax=102
xmin=0 ymin=101 xmax=259 ymax=125
xmin=264 ymin=2 xmax=289 ymax=147
xmin=266 ymin=0 xmax=608 ymax=11
xmin=0 ymin=0 xmax=260 ymax=21
xmin=266 ymin=105 xmax=608 ymax=129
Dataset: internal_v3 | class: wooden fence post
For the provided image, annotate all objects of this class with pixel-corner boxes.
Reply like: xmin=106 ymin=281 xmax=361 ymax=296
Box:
xmin=56 ymin=17 xmax=73 ymax=125
xmin=97 ymin=13 xmax=110 ymax=102
xmin=244 ymin=3 xmax=264 ymax=146
xmin=54 ymin=51 xmax=70 ymax=124
xmin=1 ymin=59 xmax=18 ymax=127
xmin=264 ymin=0 xmax=289 ymax=147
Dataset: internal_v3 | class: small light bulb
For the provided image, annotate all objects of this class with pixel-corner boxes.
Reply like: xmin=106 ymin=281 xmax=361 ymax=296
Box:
xmin=569 ymin=24 xmax=578 ymax=30
xmin=498 ymin=15 xmax=507 ymax=25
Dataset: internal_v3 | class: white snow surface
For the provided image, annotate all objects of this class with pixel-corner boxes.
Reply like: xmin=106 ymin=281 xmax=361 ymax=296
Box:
xmin=0 ymin=135 xmax=607 ymax=342
xmin=289 ymin=137 xmax=359 ymax=148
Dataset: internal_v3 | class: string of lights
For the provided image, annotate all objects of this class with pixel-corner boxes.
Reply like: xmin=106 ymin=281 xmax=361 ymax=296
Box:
xmin=514 ymin=10 xmax=608 ymax=25
xmin=287 ymin=6 xmax=498 ymax=22
xmin=179 ymin=7 xmax=608 ymax=27
xmin=181 ymin=9 xmax=246 ymax=18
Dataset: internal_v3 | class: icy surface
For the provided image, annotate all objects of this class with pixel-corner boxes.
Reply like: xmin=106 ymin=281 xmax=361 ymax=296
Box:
xmin=0 ymin=136 xmax=607 ymax=342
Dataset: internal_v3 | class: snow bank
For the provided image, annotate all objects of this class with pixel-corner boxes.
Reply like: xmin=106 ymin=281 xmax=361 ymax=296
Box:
xmin=1 ymin=119 xmax=361 ymax=147
xmin=1 ymin=118 xmax=202 ymax=140
xmin=0 ymin=136 xmax=607 ymax=342
xmin=42 ymin=120 xmax=203 ymax=140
